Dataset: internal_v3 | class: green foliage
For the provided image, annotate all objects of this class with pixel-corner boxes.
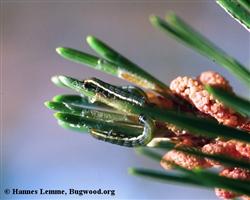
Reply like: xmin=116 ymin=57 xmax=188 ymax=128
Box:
xmin=150 ymin=13 xmax=250 ymax=87
xmin=217 ymin=0 xmax=250 ymax=30
xmin=206 ymin=85 xmax=250 ymax=116
xmin=45 ymin=2 xmax=250 ymax=197
xmin=131 ymin=148 xmax=250 ymax=195
xmin=154 ymin=141 xmax=250 ymax=170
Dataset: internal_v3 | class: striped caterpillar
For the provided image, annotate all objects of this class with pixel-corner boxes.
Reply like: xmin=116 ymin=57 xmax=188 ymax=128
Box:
xmin=83 ymin=78 xmax=147 ymax=106
xmin=90 ymin=115 xmax=155 ymax=147
xmin=82 ymin=78 xmax=154 ymax=147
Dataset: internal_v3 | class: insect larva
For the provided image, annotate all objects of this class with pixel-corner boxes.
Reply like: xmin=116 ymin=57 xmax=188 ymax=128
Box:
xmin=83 ymin=78 xmax=147 ymax=106
xmin=89 ymin=115 xmax=154 ymax=147
xmin=121 ymin=85 xmax=148 ymax=101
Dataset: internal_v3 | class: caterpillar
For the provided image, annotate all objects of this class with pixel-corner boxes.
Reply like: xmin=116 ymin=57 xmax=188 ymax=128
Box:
xmin=120 ymin=85 xmax=148 ymax=99
xmin=83 ymin=78 xmax=147 ymax=106
xmin=89 ymin=115 xmax=155 ymax=147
